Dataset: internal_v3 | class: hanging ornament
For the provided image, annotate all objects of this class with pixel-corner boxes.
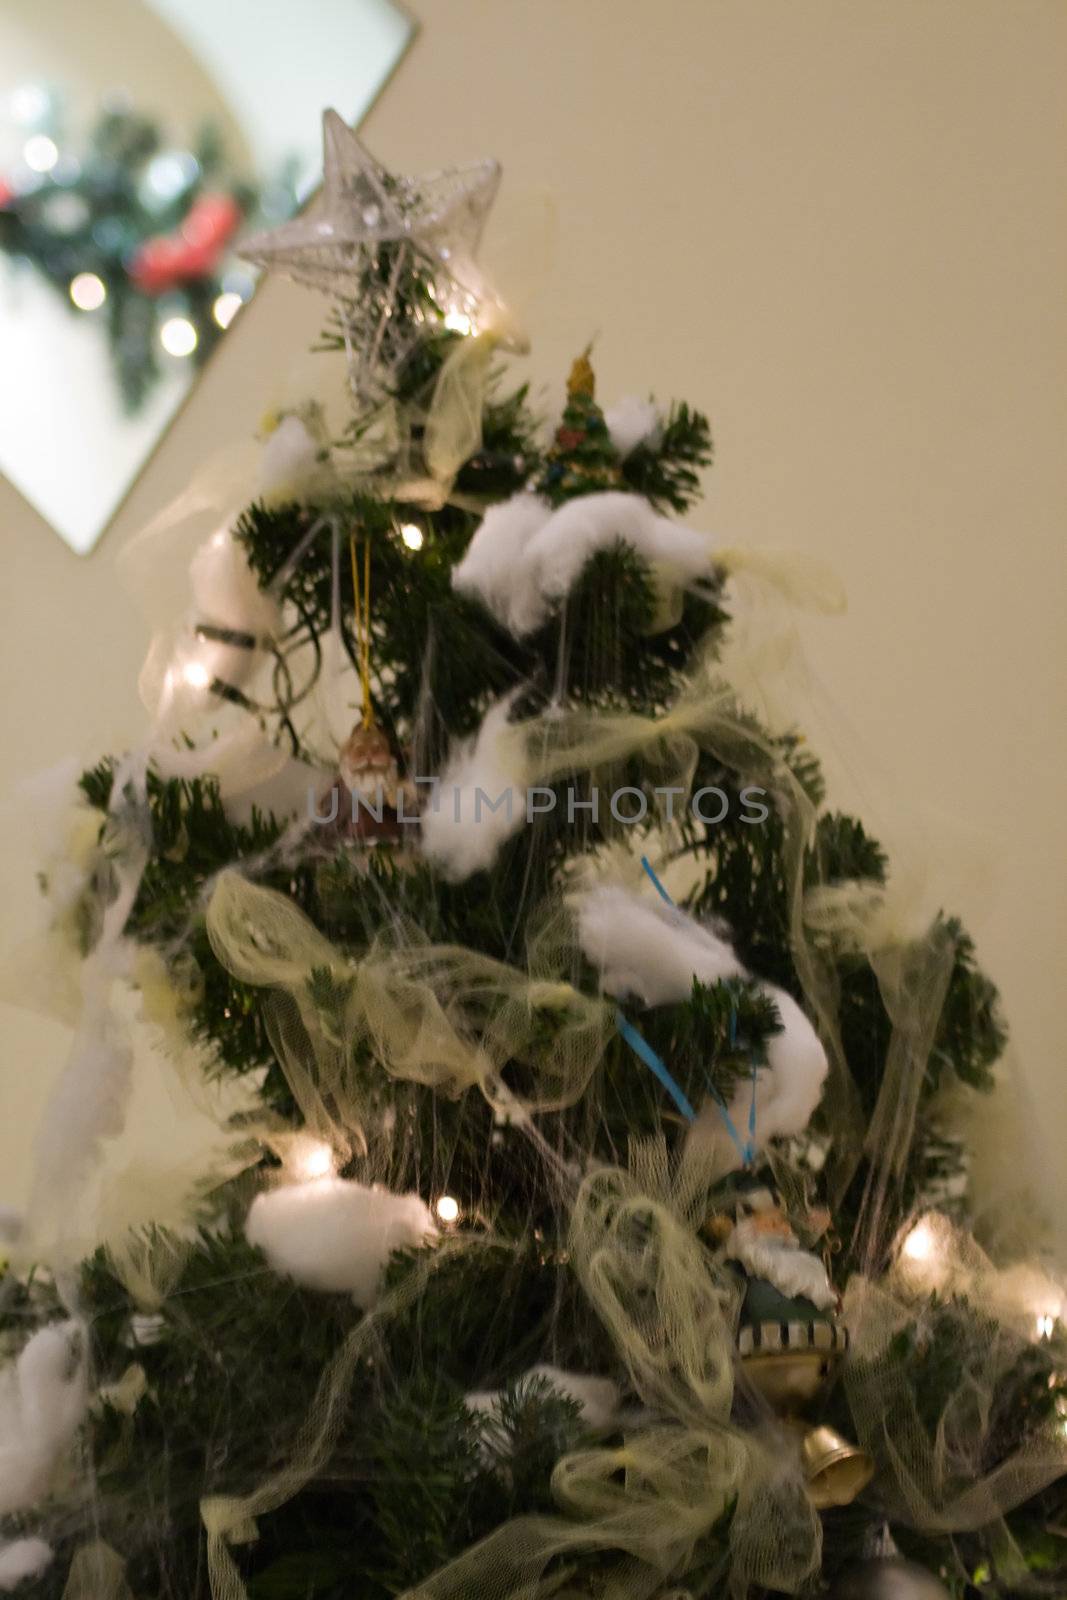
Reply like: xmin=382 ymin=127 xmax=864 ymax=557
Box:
xmin=316 ymin=532 xmax=415 ymax=848
xmin=240 ymin=110 xmax=521 ymax=417
xmin=725 ymin=1186 xmax=875 ymax=1510
xmin=325 ymin=722 xmax=416 ymax=847
xmin=826 ymin=1557 xmax=951 ymax=1599
xmin=536 ymin=349 xmax=624 ymax=504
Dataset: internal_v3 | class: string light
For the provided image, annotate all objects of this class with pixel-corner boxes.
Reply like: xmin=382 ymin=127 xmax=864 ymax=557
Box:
xmin=69 ymin=272 xmax=106 ymax=311
xmin=292 ymin=1139 xmax=336 ymax=1183
xmin=443 ymin=309 xmax=473 ymax=336
xmin=435 ymin=1195 xmax=460 ymax=1224
xmin=10 ymin=84 xmax=50 ymax=126
xmin=143 ymin=150 xmax=199 ymax=203
xmin=23 ymin=134 xmax=58 ymax=173
xmin=181 ymin=659 xmax=211 ymax=690
xmin=901 ymin=1219 xmax=936 ymax=1262
xmin=1037 ymin=1313 xmax=1055 ymax=1340
xmin=212 ymin=291 xmax=243 ymax=329
xmin=399 ymin=522 xmax=424 ymax=551
xmin=159 ymin=316 xmax=198 ymax=357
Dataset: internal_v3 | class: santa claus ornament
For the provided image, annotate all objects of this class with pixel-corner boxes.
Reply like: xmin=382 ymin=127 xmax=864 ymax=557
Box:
xmin=319 ymin=721 xmax=417 ymax=849
xmin=722 ymin=1186 xmax=874 ymax=1510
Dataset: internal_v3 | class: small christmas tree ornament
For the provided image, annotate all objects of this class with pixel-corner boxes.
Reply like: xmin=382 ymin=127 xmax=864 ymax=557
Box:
xmin=725 ymin=1188 xmax=874 ymax=1509
xmin=536 ymin=349 xmax=624 ymax=503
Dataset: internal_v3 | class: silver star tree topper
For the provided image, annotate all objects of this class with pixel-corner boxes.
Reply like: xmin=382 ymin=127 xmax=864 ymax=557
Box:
xmin=241 ymin=110 xmax=519 ymax=412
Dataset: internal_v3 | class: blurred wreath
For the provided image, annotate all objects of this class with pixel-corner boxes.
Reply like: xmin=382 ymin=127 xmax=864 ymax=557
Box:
xmin=0 ymin=93 xmax=298 ymax=413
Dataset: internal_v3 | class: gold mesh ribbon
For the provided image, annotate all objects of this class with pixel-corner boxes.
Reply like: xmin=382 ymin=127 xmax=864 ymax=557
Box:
xmin=199 ymin=1238 xmax=484 ymax=1600
xmin=205 ymin=874 xmax=612 ymax=1147
xmin=398 ymin=1143 xmax=820 ymax=1600
xmin=845 ymin=1249 xmax=1067 ymax=1538
xmin=61 ymin=1542 xmax=135 ymax=1600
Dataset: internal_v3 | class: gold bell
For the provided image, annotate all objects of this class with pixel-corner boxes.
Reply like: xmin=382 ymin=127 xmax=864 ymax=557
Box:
xmin=795 ymin=1423 xmax=875 ymax=1509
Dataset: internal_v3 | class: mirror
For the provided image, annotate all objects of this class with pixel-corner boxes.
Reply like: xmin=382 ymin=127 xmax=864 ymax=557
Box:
xmin=0 ymin=0 xmax=414 ymax=554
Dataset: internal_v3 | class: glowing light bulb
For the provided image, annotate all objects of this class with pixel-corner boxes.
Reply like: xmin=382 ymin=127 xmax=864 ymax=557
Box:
xmin=212 ymin=290 xmax=243 ymax=329
xmin=399 ymin=522 xmax=424 ymax=551
xmin=69 ymin=272 xmax=106 ymax=311
xmin=902 ymin=1219 xmax=936 ymax=1262
xmin=294 ymin=1140 xmax=335 ymax=1182
xmin=1037 ymin=1313 xmax=1055 ymax=1340
xmin=10 ymin=84 xmax=50 ymax=126
xmin=23 ymin=134 xmax=58 ymax=173
xmin=182 ymin=659 xmax=211 ymax=690
xmin=443 ymin=309 xmax=472 ymax=336
xmin=160 ymin=316 xmax=197 ymax=357
xmin=435 ymin=1195 xmax=460 ymax=1224
xmin=143 ymin=150 xmax=199 ymax=202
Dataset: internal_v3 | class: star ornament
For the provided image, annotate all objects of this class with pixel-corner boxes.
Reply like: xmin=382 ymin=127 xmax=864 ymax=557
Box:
xmin=241 ymin=111 xmax=522 ymax=407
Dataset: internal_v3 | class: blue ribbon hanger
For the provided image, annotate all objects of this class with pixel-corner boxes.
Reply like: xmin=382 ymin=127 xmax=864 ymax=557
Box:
xmin=610 ymin=856 xmax=758 ymax=1166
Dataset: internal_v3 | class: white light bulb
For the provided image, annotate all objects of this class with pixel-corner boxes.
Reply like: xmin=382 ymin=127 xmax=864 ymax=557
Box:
xmin=143 ymin=150 xmax=199 ymax=202
xmin=23 ymin=134 xmax=58 ymax=173
xmin=902 ymin=1220 xmax=936 ymax=1262
xmin=400 ymin=522 xmax=424 ymax=551
xmin=69 ymin=272 xmax=106 ymax=311
xmin=1037 ymin=1313 xmax=1055 ymax=1340
xmin=212 ymin=290 xmax=243 ymax=329
xmin=160 ymin=316 xmax=198 ymax=357
xmin=435 ymin=1195 xmax=460 ymax=1224
xmin=443 ymin=309 xmax=472 ymax=336
xmin=10 ymin=84 xmax=50 ymax=126
xmin=182 ymin=659 xmax=211 ymax=690
xmin=294 ymin=1141 xmax=335 ymax=1182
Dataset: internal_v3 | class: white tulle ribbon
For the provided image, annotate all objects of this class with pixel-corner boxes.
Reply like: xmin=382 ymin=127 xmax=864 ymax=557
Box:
xmin=23 ymin=754 xmax=150 ymax=1268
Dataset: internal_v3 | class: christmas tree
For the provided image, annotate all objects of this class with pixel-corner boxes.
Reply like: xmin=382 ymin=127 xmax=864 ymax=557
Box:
xmin=1 ymin=111 xmax=1064 ymax=1600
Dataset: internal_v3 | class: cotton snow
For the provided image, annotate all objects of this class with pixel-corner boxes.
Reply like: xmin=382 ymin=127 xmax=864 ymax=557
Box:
xmin=0 ymin=1538 xmax=53 ymax=1591
xmin=0 ymin=1322 xmax=88 ymax=1518
xmin=527 ymin=1364 xmax=620 ymax=1429
xmin=246 ymin=1178 xmax=436 ymax=1305
xmin=451 ymin=493 xmax=548 ymax=632
xmin=453 ymin=490 xmax=715 ymax=637
xmin=603 ymin=395 xmax=661 ymax=458
xmin=419 ymin=695 xmax=526 ymax=880
xmin=576 ymin=887 xmax=744 ymax=1005
xmin=466 ymin=1364 xmax=620 ymax=1439
xmin=575 ymin=884 xmax=828 ymax=1161
xmin=257 ymin=414 xmax=327 ymax=504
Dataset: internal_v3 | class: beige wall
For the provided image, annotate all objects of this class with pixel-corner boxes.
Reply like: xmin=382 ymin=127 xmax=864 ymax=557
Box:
xmin=2 ymin=1 xmax=1065 ymax=1242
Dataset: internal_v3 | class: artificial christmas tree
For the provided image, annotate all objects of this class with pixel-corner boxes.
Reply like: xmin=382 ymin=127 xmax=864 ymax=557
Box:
xmin=1 ymin=111 xmax=1065 ymax=1600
